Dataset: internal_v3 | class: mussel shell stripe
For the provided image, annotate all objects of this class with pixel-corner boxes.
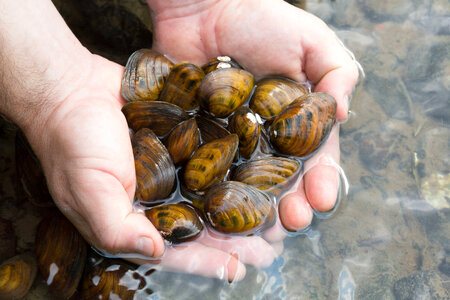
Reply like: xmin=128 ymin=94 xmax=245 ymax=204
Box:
xmin=198 ymin=68 xmax=254 ymax=118
xmin=204 ymin=181 xmax=275 ymax=234
xmin=133 ymin=128 xmax=176 ymax=202
xmin=195 ymin=116 xmax=231 ymax=145
xmin=165 ymin=118 xmax=200 ymax=164
xmin=121 ymin=49 xmax=173 ymax=102
xmin=35 ymin=215 xmax=87 ymax=299
xmin=228 ymin=106 xmax=261 ymax=159
xmin=159 ymin=63 xmax=205 ymax=110
xmin=122 ymin=101 xmax=189 ymax=136
xmin=145 ymin=203 xmax=203 ymax=244
xmin=184 ymin=134 xmax=239 ymax=191
xmin=201 ymin=56 xmax=242 ymax=75
xmin=269 ymin=92 xmax=336 ymax=158
xmin=0 ymin=254 xmax=37 ymax=299
xmin=231 ymin=157 xmax=301 ymax=197
xmin=250 ymin=77 xmax=308 ymax=120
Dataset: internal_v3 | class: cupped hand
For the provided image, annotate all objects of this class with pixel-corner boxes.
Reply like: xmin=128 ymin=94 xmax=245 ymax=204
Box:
xmin=148 ymin=0 xmax=359 ymax=236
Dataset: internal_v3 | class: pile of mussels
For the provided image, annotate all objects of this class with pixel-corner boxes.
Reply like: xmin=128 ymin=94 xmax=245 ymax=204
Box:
xmin=122 ymin=49 xmax=337 ymax=244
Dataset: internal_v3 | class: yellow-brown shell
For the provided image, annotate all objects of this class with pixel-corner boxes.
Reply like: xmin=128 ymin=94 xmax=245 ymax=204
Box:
xmin=228 ymin=106 xmax=262 ymax=159
xmin=269 ymin=93 xmax=336 ymax=158
xmin=159 ymin=63 xmax=205 ymax=110
xmin=0 ymin=253 xmax=37 ymax=300
xmin=133 ymin=128 xmax=176 ymax=202
xmin=145 ymin=203 xmax=203 ymax=243
xmin=184 ymin=134 xmax=239 ymax=191
xmin=195 ymin=116 xmax=231 ymax=145
xmin=121 ymin=49 xmax=173 ymax=102
xmin=35 ymin=215 xmax=87 ymax=299
xmin=198 ymin=68 xmax=254 ymax=118
xmin=250 ymin=77 xmax=309 ymax=121
xmin=122 ymin=101 xmax=188 ymax=136
xmin=165 ymin=118 xmax=200 ymax=164
xmin=201 ymin=56 xmax=242 ymax=75
xmin=204 ymin=181 xmax=275 ymax=234
xmin=231 ymin=157 xmax=301 ymax=197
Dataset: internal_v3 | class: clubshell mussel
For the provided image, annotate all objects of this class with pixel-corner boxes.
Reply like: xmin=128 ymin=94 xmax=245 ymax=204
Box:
xmin=121 ymin=49 xmax=174 ymax=102
xmin=35 ymin=214 xmax=87 ymax=299
xmin=231 ymin=157 xmax=302 ymax=198
xmin=145 ymin=203 xmax=203 ymax=244
xmin=201 ymin=56 xmax=242 ymax=74
xmin=270 ymin=92 xmax=337 ymax=158
xmin=133 ymin=128 xmax=176 ymax=202
xmin=204 ymin=181 xmax=276 ymax=235
xmin=228 ymin=106 xmax=262 ymax=159
xmin=164 ymin=118 xmax=200 ymax=164
xmin=0 ymin=253 xmax=37 ymax=300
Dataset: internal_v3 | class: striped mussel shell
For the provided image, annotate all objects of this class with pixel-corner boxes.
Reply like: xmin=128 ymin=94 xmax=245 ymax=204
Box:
xmin=204 ymin=181 xmax=276 ymax=234
xmin=133 ymin=128 xmax=176 ymax=202
xmin=198 ymin=68 xmax=254 ymax=118
xmin=159 ymin=63 xmax=205 ymax=110
xmin=201 ymin=56 xmax=242 ymax=75
xmin=195 ymin=115 xmax=231 ymax=145
xmin=0 ymin=253 xmax=37 ymax=300
xmin=228 ymin=106 xmax=262 ymax=159
xmin=269 ymin=92 xmax=336 ymax=158
xmin=35 ymin=214 xmax=87 ymax=299
xmin=164 ymin=118 xmax=200 ymax=164
xmin=249 ymin=77 xmax=309 ymax=121
xmin=145 ymin=203 xmax=203 ymax=244
xmin=122 ymin=101 xmax=189 ymax=136
xmin=184 ymin=134 xmax=239 ymax=191
xmin=230 ymin=157 xmax=301 ymax=198
xmin=121 ymin=49 xmax=174 ymax=102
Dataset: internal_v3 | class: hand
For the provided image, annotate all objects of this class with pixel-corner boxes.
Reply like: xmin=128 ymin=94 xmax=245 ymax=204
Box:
xmin=147 ymin=0 xmax=359 ymax=236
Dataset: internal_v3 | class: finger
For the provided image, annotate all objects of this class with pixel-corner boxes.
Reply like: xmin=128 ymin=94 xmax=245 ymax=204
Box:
xmin=277 ymin=178 xmax=314 ymax=232
xmin=128 ymin=242 xmax=246 ymax=282
xmin=198 ymin=232 xmax=278 ymax=268
xmin=262 ymin=217 xmax=287 ymax=244
xmin=304 ymin=125 xmax=340 ymax=212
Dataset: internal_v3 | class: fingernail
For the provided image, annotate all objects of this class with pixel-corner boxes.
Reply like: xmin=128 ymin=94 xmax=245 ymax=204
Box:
xmin=136 ymin=237 xmax=154 ymax=257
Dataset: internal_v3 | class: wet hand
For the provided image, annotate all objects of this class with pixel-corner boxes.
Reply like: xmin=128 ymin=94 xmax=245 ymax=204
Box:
xmin=148 ymin=0 xmax=359 ymax=237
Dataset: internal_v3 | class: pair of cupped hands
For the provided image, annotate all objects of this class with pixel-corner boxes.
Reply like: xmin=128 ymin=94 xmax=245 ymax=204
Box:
xmin=27 ymin=0 xmax=358 ymax=281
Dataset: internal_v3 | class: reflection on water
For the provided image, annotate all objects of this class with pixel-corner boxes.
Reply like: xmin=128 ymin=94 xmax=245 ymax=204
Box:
xmin=0 ymin=0 xmax=449 ymax=298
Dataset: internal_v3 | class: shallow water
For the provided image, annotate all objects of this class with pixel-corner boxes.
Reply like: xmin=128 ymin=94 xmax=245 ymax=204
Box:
xmin=0 ymin=0 xmax=449 ymax=299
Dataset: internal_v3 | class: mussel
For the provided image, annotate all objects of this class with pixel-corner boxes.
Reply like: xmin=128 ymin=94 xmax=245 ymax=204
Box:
xmin=159 ymin=63 xmax=205 ymax=110
xmin=122 ymin=101 xmax=189 ymax=136
xmin=201 ymin=56 xmax=242 ymax=74
xmin=145 ymin=203 xmax=203 ymax=244
xmin=250 ymin=77 xmax=309 ymax=121
xmin=121 ymin=49 xmax=174 ymax=102
xmin=269 ymin=92 xmax=336 ymax=158
xmin=0 ymin=218 xmax=15 ymax=263
xmin=195 ymin=116 xmax=231 ymax=145
xmin=198 ymin=68 xmax=254 ymax=118
xmin=184 ymin=134 xmax=239 ymax=191
xmin=133 ymin=128 xmax=176 ymax=202
xmin=204 ymin=181 xmax=276 ymax=234
xmin=35 ymin=215 xmax=87 ymax=299
xmin=231 ymin=157 xmax=301 ymax=197
xmin=0 ymin=253 xmax=37 ymax=300
xmin=228 ymin=106 xmax=262 ymax=158
xmin=164 ymin=118 xmax=200 ymax=164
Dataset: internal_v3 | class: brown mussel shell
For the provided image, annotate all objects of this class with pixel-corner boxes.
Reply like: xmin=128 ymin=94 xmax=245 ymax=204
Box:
xmin=159 ymin=63 xmax=205 ymax=110
xmin=198 ymin=68 xmax=254 ymax=118
xmin=0 ymin=218 xmax=15 ymax=263
xmin=195 ymin=116 xmax=231 ymax=145
xmin=250 ymin=77 xmax=309 ymax=121
xmin=164 ymin=118 xmax=200 ymax=164
xmin=269 ymin=92 xmax=336 ymax=158
xmin=231 ymin=157 xmax=301 ymax=198
xmin=133 ymin=128 xmax=176 ymax=202
xmin=35 ymin=215 xmax=87 ymax=299
xmin=201 ymin=56 xmax=242 ymax=75
xmin=0 ymin=253 xmax=37 ymax=300
xmin=122 ymin=101 xmax=189 ymax=136
xmin=228 ymin=106 xmax=262 ymax=159
xmin=145 ymin=203 xmax=203 ymax=244
xmin=184 ymin=134 xmax=239 ymax=191
xmin=204 ymin=181 xmax=276 ymax=234
xmin=121 ymin=49 xmax=174 ymax=102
